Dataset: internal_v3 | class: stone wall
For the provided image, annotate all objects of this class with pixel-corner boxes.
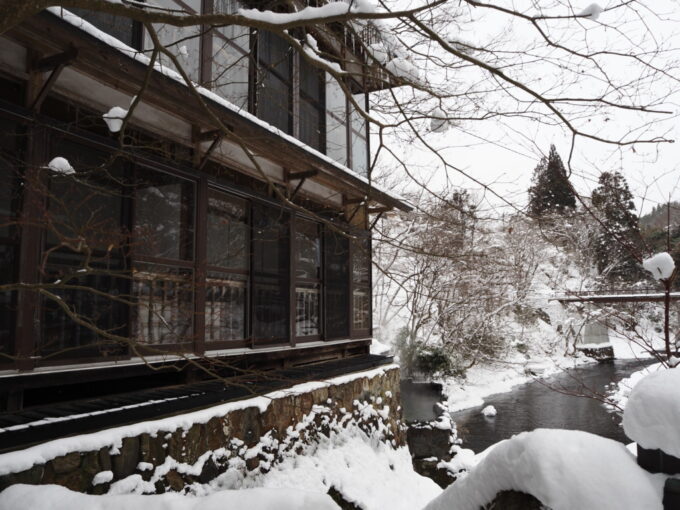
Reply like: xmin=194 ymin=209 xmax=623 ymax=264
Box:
xmin=0 ymin=366 xmax=403 ymax=495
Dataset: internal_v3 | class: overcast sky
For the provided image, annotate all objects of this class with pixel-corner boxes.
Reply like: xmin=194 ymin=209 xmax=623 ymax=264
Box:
xmin=373 ymin=0 xmax=680 ymax=217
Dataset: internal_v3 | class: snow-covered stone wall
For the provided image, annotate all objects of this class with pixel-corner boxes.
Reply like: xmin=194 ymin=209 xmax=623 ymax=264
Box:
xmin=0 ymin=366 xmax=404 ymax=495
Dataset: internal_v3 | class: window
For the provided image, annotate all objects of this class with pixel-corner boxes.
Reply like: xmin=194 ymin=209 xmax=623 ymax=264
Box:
xmin=350 ymin=93 xmax=369 ymax=177
xmin=352 ymin=236 xmax=371 ymax=332
xmin=132 ymin=168 xmax=195 ymax=345
xmin=324 ymin=228 xmax=349 ymax=339
xmin=41 ymin=138 xmax=130 ymax=357
xmin=213 ymin=0 xmax=250 ymax=109
xmin=144 ymin=0 xmax=203 ymax=83
xmin=256 ymin=31 xmax=292 ymax=134
xmin=0 ymin=119 xmax=20 ymax=355
xmin=205 ymin=190 xmax=248 ymax=342
xmin=326 ymin=74 xmax=348 ymax=166
xmin=294 ymin=218 xmax=322 ymax=338
xmin=299 ymin=57 xmax=325 ymax=152
xmin=68 ymin=8 xmax=142 ymax=49
xmin=252 ymin=204 xmax=289 ymax=342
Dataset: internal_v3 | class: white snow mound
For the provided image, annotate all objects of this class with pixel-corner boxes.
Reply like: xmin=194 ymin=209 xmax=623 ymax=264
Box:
xmin=642 ymin=252 xmax=675 ymax=281
xmin=423 ymin=429 xmax=665 ymax=510
xmin=0 ymin=484 xmax=340 ymax=510
xmin=578 ymin=3 xmax=603 ymax=20
xmin=102 ymin=106 xmax=129 ymax=133
xmin=481 ymin=405 xmax=497 ymax=417
xmin=47 ymin=157 xmax=75 ymax=175
xmin=623 ymin=366 xmax=680 ymax=458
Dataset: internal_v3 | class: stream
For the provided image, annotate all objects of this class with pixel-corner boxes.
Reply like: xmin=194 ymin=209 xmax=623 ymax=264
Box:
xmin=450 ymin=359 xmax=654 ymax=453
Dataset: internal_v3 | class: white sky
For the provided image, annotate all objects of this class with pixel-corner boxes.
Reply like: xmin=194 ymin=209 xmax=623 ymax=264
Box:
xmin=371 ymin=0 xmax=680 ymax=217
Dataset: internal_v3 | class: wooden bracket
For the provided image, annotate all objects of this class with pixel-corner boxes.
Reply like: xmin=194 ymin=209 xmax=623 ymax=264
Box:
xmin=198 ymin=133 xmax=223 ymax=171
xmin=30 ymin=46 xmax=78 ymax=111
xmin=369 ymin=211 xmax=385 ymax=230
xmin=343 ymin=196 xmax=366 ymax=205
xmin=193 ymin=129 xmax=222 ymax=143
xmin=286 ymin=169 xmax=318 ymax=181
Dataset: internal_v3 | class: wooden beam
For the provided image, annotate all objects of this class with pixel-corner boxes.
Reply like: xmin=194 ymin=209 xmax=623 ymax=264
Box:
xmin=286 ymin=169 xmax=318 ymax=181
xmin=193 ymin=129 xmax=222 ymax=142
xmin=289 ymin=177 xmax=307 ymax=200
xmin=343 ymin=196 xmax=366 ymax=205
xmin=198 ymin=134 xmax=223 ymax=171
xmin=369 ymin=211 xmax=385 ymax=230
xmin=367 ymin=206 xmax=390 ymax=214
xmin=31 ymin=46 xmax=78 ymax=72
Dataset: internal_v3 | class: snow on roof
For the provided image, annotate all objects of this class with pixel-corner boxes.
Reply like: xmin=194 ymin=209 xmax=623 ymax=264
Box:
xmin=238 ymin=1 xmax=375 ymax=25
xmin=45 ymin=7 xmax=409 ymax=210
xmin=623 ymin=366 xmax=680 ymax=458
xmin=642 ymin=252 xmax=675 ymax=281
xmin=423 ymin=429 xmax=665 ymax=510
xmin=0 ymin=484 xmax=340 ymax=510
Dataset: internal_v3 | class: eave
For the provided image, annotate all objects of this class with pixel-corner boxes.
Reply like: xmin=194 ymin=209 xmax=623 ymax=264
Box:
xmin=5 ymin=10 xmax=411 ymax=213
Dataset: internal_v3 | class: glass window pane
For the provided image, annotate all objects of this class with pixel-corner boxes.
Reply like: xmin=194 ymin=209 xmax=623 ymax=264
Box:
xmin=300 ymin=56 xmax=321 ymax=101
xmin=69 ymin=8 xmax=139 ymax=48
xmin=0 ymin=244 xmax=16 ymax=355
xmin=352 ymin=237 xmax=371 ymax=285
xmin=206 ymin=272 xmax=246 ymax=342
xmin=326 ymin=75 xmax=348 ymax=166
xmin=325 ymin=229 xmax=349 ymax=338
xmin=300 ymin=98 xmax=322 ymax=152
xmin=212 ymin=36 xmax=250 ymax=110
xmin=295 ymin=218 xmax=321 ymax=280
xmin=351 ymin=93 xmax=368 ymax=176
xmin=132 ymin=263 xmax=193 ymax=345
xmin=134 ymin=169 xmax=194 ymax=261
xmin=257 ymin=71 xmax=291 ymax=133
xmin=46 ymin=141 xmax=127 ymax=253
xmin=252 ymin=204 xmax=289 ymax=340
xmin=40 ymin=253 xmax=129 ymax=357
xmin=296 ymin=284 xmax=320 ymax=336
xmin=352 ymin=288 xmax=370 ymax=330
xmin=207 ymin=191 xmax=248 ymax=270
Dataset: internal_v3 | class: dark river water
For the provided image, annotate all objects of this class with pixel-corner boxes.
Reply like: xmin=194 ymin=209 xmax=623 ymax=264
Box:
xmin=450 ymin=359 xmax=654 ymax=453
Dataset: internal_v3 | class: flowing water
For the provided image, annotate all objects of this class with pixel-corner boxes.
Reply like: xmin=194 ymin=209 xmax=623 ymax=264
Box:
xmin=450 ymin=359 xmax=654 ymax=453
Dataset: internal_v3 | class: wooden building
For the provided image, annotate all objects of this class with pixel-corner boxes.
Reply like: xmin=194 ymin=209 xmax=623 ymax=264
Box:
xmin=0 ymin=2 xmax=410 ymax=421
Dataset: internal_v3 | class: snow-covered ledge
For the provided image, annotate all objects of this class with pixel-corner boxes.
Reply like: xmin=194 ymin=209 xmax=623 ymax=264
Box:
xmin=0 ymin=365 xmax=404 ymax=495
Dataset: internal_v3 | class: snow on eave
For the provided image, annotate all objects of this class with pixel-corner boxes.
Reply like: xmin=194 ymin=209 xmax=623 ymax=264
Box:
xmin=0 ymin=364 xmax=399 ymax=476
xmin=42 ymin=7 xmax=411 ymax=213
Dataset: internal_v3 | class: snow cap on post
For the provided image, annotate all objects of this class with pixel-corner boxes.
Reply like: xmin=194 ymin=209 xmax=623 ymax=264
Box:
xmin=46 ymin=157 xmax=75 ymax=175
xmin=622 ymin=366 xmax=680 ymax=458
xmin=642 ymin=252 xmax=675 ymax=281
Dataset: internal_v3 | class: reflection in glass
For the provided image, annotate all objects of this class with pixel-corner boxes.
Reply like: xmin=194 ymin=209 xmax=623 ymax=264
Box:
xmin=325 ymin=229 xmax=349 ymax=338
xmin=207 ymin=191 xmax=248 ymax=270
xmin=132 ymin=264 xmax=193 ymax=345
xmin=252 ymin=205 xmax=289 ymax=340
xmin=206 ymin=273 xmax=246 ymax=342
xmin=135 ymin=170 xmax=194 ymax=261
xmin=296 ymin=285 xmax=320 ymax=336
xmin=295 ymin=219 xmax=321 ymax=280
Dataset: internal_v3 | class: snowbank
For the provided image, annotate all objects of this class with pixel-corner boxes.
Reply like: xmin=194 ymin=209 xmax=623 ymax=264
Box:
xmin=623 ymin=366 xmax=680 ymax=457
xmin=606 ymin=362 xmax=662 ymax=411
xmin=424 ymin=429 xmax=665 ymax=510
xmin=0 ymin=485 xmax=340 ymax=510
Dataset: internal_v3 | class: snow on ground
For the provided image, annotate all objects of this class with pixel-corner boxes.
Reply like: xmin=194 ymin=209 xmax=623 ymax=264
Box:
xmin=623 ymin=366 xmax=680 ymax=457
xmin=0 ymin=424 xmax=440 ymax=510
xmin=0 ymin=485 xmax=340 ymax=510
xmin=212 ymin=426 xmax=442 ymax=510
xmin=606 ymin=362 xmax=663 ymax=412
xmin=424 ymin=429 xmax=665 ymax=510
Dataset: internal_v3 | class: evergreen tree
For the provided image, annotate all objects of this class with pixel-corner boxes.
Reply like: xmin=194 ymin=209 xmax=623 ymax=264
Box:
xmin=591 ymin=171 xmax=642 ymax=280
xmin=528 ymin=145 xmax=577 ymax=216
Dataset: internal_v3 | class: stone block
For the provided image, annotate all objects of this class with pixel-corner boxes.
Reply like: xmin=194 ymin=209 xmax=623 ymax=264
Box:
xmin=205 ymin=418 xmax=227 ymax=451
xmin=407 ymin=424 xmax=453 ymax=460
xmin=112 ymin=436 xmax=140 ymax=479
xmin=0 ymin=464 xmax=44 ymax=491
xmin=140 ymin=433 xmax=166 ymax=465
xmin=52 ymin=452 xmax=81 ymax=474
xmin=81 ymin=451 xmax=101 ymax=477
xmin=54 ymin=469 xmax=90 ymax=493
xmin=165 ymin=469 xmax=185 ymax=492
xmin=484 ymin=490 xmax=545 ymax=510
